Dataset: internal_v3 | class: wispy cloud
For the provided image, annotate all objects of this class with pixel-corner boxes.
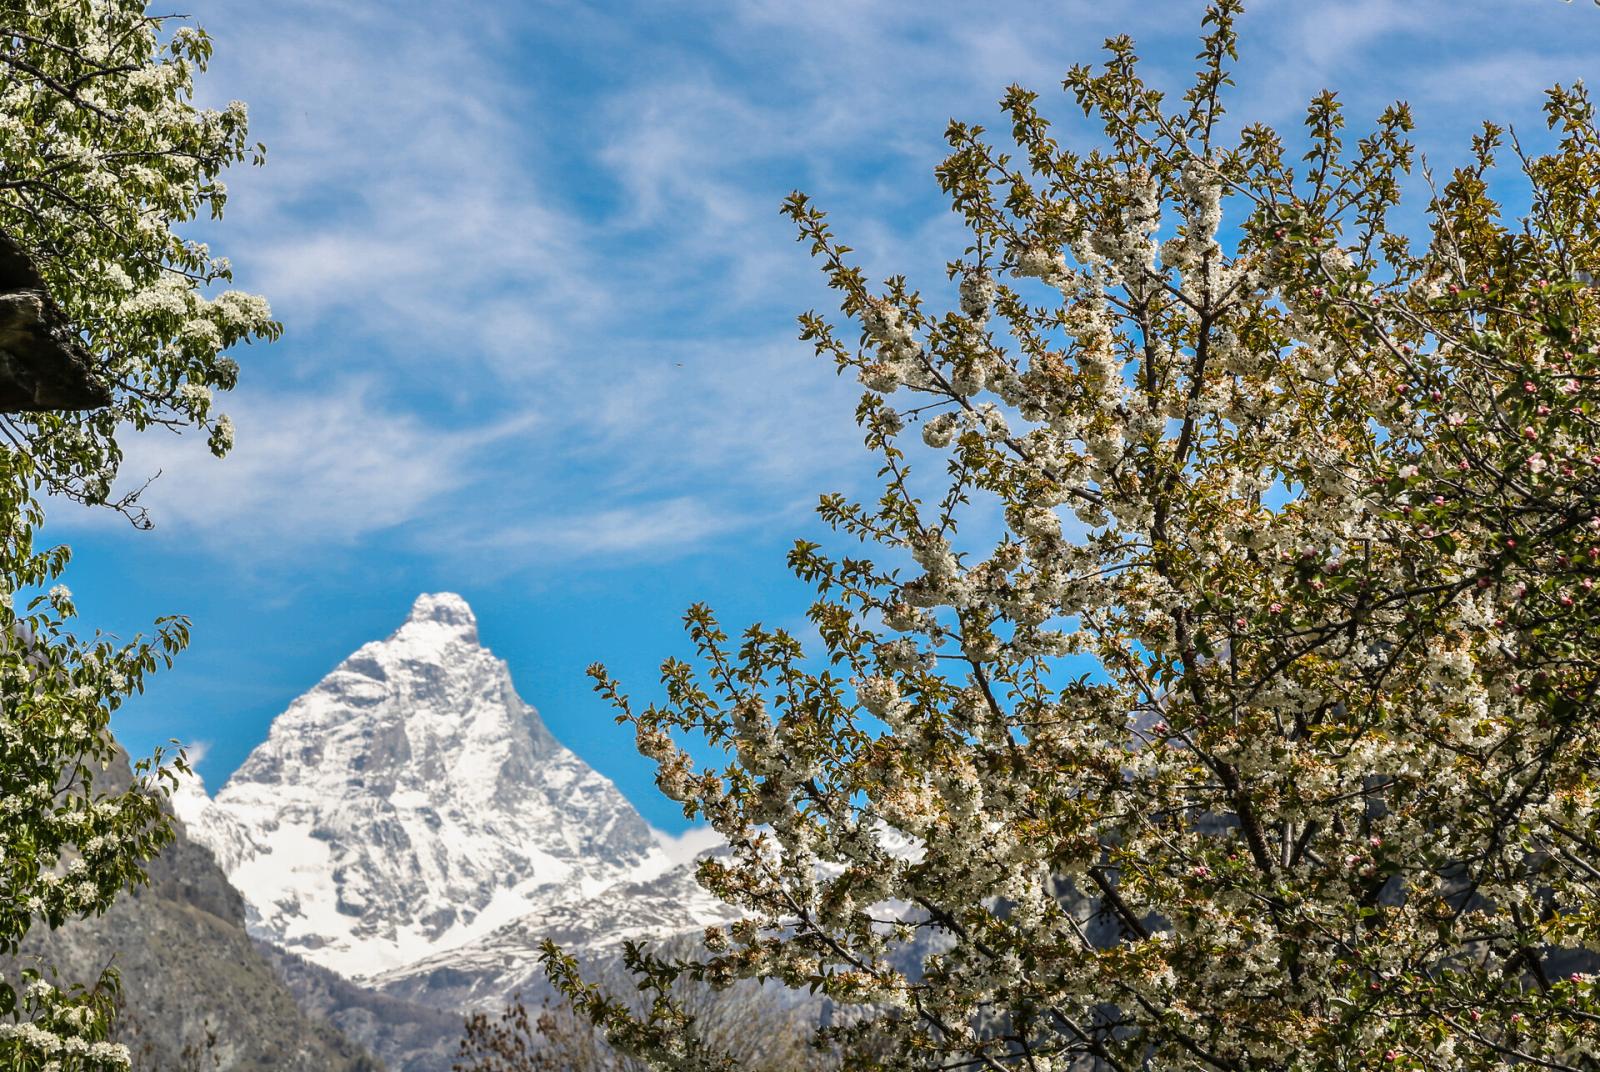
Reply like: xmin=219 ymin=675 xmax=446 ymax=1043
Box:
xmin=155 ymin=0 xmax=883 ymax=570
xmin=65 ymin=0 xmax=1600 ymax=575
xmin=454 ymin=495 xmax=753 ymax=560
xmin=93 ymin=384 xmax=534 ymax=552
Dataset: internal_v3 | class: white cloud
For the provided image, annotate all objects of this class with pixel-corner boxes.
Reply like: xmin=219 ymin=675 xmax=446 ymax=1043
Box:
xmin=1411 ymin=49 xmax=1599 ymax=110
xmin=96 ymin=0 xmax=1598 ymax=576
xmin=442 ymin=494 xmax=765 ymax=562
xmin=197 ymin=3 xmax=600 ymax=381
xmin=651 ymin=824 xmax=726 ymax=867
xmin=96 ymin=383 xmax=534 ymax=552
xmin=154 ymin=0 xmax=874 ymax=572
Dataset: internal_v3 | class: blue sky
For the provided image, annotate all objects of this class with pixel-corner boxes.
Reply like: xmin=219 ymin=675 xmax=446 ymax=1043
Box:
xmin=56 ymin=0 xmax=1600 ymax=832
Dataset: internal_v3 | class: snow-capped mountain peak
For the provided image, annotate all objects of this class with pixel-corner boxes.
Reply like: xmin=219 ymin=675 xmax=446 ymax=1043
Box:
xmin=180 ymin=593 xmax=672 ymax=980
xmin=398 ymin=590 xmax=478 ymax=640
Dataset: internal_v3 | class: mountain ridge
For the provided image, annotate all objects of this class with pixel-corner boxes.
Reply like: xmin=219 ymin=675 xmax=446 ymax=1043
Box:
xmin=177 ymin=592 xmax=680 ymax=981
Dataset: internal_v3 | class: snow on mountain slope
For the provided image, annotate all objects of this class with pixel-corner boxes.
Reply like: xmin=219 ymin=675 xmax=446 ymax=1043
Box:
xmin=179 ymin=592 xmax=674 ymax=980
xmin=371 ymin=860 xmax=740 ymax=1011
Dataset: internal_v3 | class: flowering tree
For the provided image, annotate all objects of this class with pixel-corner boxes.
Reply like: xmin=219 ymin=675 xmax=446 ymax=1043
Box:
xmin=0 ymin=3 xmax=274 ymax=1069
xmin=548 ymin=4 xmax=1600 ymax=1069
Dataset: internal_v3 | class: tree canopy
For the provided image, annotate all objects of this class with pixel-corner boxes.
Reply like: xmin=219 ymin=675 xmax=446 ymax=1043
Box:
xmin=549 ymin=3 xmax=1600 ymax=1069
xmin=0 ymin=3 xmax=273 ymax=1068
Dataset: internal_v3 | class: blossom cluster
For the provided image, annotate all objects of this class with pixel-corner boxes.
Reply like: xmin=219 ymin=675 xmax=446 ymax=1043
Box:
xmin=0 ymin=0 xmax=278 ymax=511
xmin=0 ymin=974 xmax=131 ymax=1071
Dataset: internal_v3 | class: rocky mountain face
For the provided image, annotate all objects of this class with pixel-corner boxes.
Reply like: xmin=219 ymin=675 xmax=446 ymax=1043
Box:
xmin=251 ymin=941 xmax=462 ymax=1072
xmin=2 ymin=749 xmax=382 ymax=1072
xmin=169 ymin=592 xmax=735 ymax=1070
xmin=177 ymin=593 xmax=677 ymax=982
xmin=373 ymin=859 xmax=738 ymax=1013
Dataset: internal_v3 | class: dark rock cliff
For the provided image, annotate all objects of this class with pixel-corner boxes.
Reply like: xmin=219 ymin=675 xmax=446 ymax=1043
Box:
xmin=2 ymin=749 xmax=383 ymax=1072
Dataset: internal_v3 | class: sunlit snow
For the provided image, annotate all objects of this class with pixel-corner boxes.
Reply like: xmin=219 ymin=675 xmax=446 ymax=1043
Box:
xmin=177 ymin=593 xmax=688 ymax=980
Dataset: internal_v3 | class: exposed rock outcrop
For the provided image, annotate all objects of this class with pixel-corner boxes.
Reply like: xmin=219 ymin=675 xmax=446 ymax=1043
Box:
xmin=3 ymin=749 xmax=381 ymax=1072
